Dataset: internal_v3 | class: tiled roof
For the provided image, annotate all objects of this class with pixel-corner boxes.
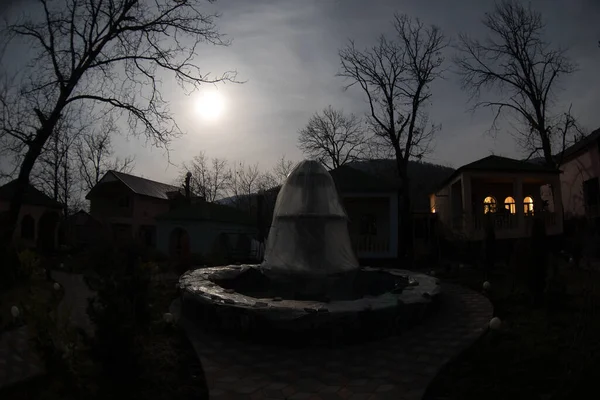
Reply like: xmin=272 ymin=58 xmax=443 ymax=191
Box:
xmin=156 ymin=201 xmax=255 ymax=226
xmin=108 ymin=170 xmax=181 ymax=200
xmin=434 ymin=155 xmax=560 ymax=193
xmin=0 ymin=180 xmax=63 ymax=208
xmin=459 ymin=155 xmax=559 ymax=173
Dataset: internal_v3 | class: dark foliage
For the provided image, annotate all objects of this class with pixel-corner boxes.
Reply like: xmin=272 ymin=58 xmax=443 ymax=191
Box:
xmin=527 ymin=216 xmax=549 ymax=304
xmin=86 ymin=245 xmax=152 ymax=384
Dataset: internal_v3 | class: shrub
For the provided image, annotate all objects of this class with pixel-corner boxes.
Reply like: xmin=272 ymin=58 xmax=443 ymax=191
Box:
xmin=527 ymin=216 xmax=549 ymax=304
xmin=86 ymin=245 xmax=152 ymax=383
xmin=18 ymin=249 xmax=41 ymax=280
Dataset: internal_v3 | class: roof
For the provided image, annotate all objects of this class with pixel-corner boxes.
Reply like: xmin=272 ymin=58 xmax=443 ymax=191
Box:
xmin=88 ymin=170 xmax=181 ymax=200
xmin=156 ymin=201 xmax=255 ymax=226
xmin=329 ymin=164 xmax=399 ymax=193
xmin=557 ymin=128 xmax=600 ymax=163
xmin=435 ymin=155 xmax=560 ymax=193
xmin=0 ymin=180 xmax=63 ymax=209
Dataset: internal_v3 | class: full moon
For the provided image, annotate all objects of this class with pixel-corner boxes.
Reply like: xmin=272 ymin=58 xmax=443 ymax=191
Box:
xmin=195 ymin=90 xmax=225 ymax=121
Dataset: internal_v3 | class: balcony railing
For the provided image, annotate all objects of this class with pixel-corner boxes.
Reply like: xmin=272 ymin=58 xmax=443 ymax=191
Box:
xmin=471 ymin=211 xmax=558 ymax=231
xmin=473 ymin=213 xmax=518 ymax=231
xmin=351 ymin=236 xmax=390 ymax=253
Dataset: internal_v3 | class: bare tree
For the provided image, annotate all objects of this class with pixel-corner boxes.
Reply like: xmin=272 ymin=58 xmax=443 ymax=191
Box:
xmin=272 ymin=155 xmax=296 ymax=185
xmin=32 ymin=114 xmax=82 ymax=203
xmin=182 ymin=151 xmax=230 ymax=202
xmin=76 ymin=120 xmax=135 ymax=193
xmin=0 ymin=0 xmax=238 ymax=247
xmin=228 ymin=161 xmax=261 ymax=211
xmin=338 ymin=13 xmax=447 ymax=261
xmin=298 ymin=106 xmax=367 ymax=170
xmin=455 ymin=0 xmax=577 ymax=167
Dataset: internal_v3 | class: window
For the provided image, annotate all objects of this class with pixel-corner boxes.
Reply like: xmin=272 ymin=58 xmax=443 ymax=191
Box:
xmin=504 ymin=197 xmax=516 ymax=214
xmin=483 ymin=196 xmax=497 ymax=214
xmin=359 ymin=214 xmax=377 ymax=236
xmin=583 ymin=178 xmax=600 ymax=207
xmin=524 ymin=196 xmax=534 ymax=214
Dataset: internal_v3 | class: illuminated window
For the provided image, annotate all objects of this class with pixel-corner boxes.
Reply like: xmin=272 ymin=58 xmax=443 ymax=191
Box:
xmin=483 ymin=196 xmax=497 ymax=214
xmin=524 ymin=196 xmax=534 ymax=214
xmin=504 ymin=196 xmax=516 ymax=214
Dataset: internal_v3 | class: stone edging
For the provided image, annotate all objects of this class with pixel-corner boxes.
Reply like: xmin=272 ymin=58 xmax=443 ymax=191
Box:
xmin=176 ymin=282 xmax=493 ymax=399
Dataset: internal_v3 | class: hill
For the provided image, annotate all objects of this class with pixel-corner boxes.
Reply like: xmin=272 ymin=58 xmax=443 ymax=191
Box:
xmin=347 ymin=159 xmax=455 ymax=212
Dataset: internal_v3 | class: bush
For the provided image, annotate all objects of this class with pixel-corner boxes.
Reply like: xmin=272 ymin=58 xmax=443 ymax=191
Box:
xmin=527 ymin=216 xmax=549 ymax=304
xmin=18 ymin=249 xmax=41 ymax=280
xmin=86 ymin=245 xmax=152 ymax=384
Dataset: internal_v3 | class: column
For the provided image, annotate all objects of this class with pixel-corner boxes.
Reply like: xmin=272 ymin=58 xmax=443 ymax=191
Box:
xmin=461 ymin=173 xmax=472 ymax=234
xmin=513 ymin=177 xmax=524 ymax=233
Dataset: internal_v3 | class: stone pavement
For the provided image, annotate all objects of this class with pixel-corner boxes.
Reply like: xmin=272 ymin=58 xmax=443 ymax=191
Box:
xmin=51 ymin=271 xmax=96 ymax=337
xmin=0 ymin=326 xmax=45 ymax=390
xmin=178 ymin=283 xmax=493 ymax=400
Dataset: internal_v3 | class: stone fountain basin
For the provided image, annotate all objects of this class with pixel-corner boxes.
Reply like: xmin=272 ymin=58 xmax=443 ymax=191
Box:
xmin=178 ymin=265 xmax=441 ymax=338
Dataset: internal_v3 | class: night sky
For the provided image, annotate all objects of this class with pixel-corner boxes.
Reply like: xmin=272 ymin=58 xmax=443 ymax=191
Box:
xmin=1 ymin=0 xmax=599 ymax=184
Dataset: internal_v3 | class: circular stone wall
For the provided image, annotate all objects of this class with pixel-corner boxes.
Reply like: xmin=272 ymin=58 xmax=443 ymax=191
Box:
xmin=178 ymin=265 xmax=442 ymax=345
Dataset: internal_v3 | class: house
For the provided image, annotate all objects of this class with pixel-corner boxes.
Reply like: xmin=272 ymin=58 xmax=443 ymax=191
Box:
xmin=329 ymin=165 xmax=400 ymax=260
xmin=249 ymin=165 xmax=401 ymax=261
xmin=0 ymin=180 xmax=63 ymax=250
xmin=63 ymin=210 xmax=105 ymax=249
xmin=155 ymin=199 xmax=257 ymax=265
xmin=557 ymin=128 xmax=600 ymax=223
xmin=430 ymin=155 xmax=563 ymax=241
xmin=86 ymin=170 xmax=183 ymax=246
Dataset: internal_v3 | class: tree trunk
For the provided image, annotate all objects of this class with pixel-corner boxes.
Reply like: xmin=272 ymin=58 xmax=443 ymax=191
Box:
xmin=2 ymin=133 xmax=50 ymax=246
xmin=396 ymin=170 xmax=414 ymax=267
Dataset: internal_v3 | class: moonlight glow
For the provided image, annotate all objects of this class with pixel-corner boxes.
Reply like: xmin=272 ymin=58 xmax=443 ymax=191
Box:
xmin=195 ymin=90 xmax=226 ymax=121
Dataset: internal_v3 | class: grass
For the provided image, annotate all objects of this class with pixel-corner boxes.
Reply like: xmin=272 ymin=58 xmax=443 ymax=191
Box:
xmin=424 ymin=260 xmax=600 ymax=400
xmin=0 ymin=270 xmax=208 ymax=400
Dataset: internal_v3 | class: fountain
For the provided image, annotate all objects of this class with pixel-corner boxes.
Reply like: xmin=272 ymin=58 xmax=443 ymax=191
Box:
xmin=179 ymin=160 xmax=441 ymax=344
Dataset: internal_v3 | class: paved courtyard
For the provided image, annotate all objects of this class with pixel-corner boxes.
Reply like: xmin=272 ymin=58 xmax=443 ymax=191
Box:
xmin=179 ymin=283 xmax=493 ymax=400
xmin=0 ymin=325 xmax=44 ymax=390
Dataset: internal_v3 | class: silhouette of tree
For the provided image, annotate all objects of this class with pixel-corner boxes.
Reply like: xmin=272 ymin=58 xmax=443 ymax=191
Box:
xmin=181 ymin=151 xmax=229 ymax=202
xmin=76 ymin=117 xmax=136 ymax=194
xmin=455 ymin=0 xmax=578 ymax=167
xmin=298 ymin=106 xmax=367 ymax=170
xmin=0 ymin=0 xmax=238 ymax=248
xmin=271 ymin=155 xmax=296 ymax=185
xmin=338 ymin=13 xmax=447 ymax=262
xmin=32 ymin=109 xmax=87 ymax=216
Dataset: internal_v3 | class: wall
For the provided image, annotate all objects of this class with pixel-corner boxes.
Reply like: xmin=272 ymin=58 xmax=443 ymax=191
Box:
xmin=131 ymin=195 xmax=170 ymax=235
xmin=471 ymin=181 xmax=544 ymax=214
xmin=156 ymin=220 xmax=257 ymax=257
xmin=431 ymin=186 xmax=451 ymax=226
xmin=89 ymin=182 xmax=133 ymax=220
xmin=560 ymin=149 xmax=600 ymax=217
xmin=343 ymin=196 xmax=390 ymax=241
xmin=339 ymin=193 xmax=397 ymax=258
xmin=0 ymin=200 xmax=61 ymax=248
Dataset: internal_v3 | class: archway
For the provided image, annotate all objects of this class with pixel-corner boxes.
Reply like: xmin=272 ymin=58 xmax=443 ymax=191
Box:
xmin=37 ymin=211 xmax=60 ymax=252
xmin=20 ymin=214 xmax=35 ymax=241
